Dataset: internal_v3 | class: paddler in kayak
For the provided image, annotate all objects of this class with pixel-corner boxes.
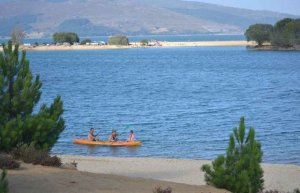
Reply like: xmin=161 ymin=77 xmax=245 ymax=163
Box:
xmin=127 ymin=130 xmax=135 ymax=141
xmin=88 ymin=127 xmax=99 ymax=141
xmin=108 ymin=129 xmax=118 ymax=142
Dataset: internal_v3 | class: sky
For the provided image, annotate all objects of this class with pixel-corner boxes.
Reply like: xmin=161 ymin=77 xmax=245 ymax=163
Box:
xmin=189 ymin=0 xmax=300 ymax=15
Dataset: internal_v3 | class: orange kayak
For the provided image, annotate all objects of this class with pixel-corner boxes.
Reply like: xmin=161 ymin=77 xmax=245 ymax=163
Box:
xmin=73 ymin=139 xmax=141 ymax=146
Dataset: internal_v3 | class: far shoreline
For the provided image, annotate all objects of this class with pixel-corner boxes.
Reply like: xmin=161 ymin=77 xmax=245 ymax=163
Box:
xmin=0 ymin=40 xmax=257 ymax=52
xmin=247 ymin=45 xmax=300 ymax=51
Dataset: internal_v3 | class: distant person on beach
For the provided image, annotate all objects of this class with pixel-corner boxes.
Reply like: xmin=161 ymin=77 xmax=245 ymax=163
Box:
xmin=88 ymin=128 xmax=98 ymax=141
xmin=108 ymin=129 xmax=118 ymax=142
xmin=127 ymin=130 xmax=135 ymax=141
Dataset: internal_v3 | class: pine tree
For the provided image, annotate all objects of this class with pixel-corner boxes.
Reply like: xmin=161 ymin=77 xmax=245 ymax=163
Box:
xmin=201 ymin=117 xmax=264 ymax=193
xmin=0 ymin=41 xmax=65 ymax=151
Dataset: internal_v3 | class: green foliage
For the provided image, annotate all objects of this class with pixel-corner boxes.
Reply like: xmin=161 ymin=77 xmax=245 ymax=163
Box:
xmin=0 ymin=41 xmax=65 ymax=151
xmin=108 ymin=35 xmax=129 ymax=45
xmin=153 ymin=186 xmax=172 ymax=193
xmin=80 ymin=38 xmax=92 ymax=45
xmin=53 ymin=32 xmax=79 ymax=44
xmin=245 ymin=18 xmax=300 ymax=47
xmin=201 ymin=117 xmax=264 ymax=193
xmin=140 ymin=39 xmax=149 ymax=46
xmin=0 ymin=170 xmax=8 ymax=193
xmin=271 ymin=18 xmax=300 ymax=47
xmin=0 ymin=154 xmax=20 ymax=169
xmin=245 ymin=24 xmax=273 ymax=46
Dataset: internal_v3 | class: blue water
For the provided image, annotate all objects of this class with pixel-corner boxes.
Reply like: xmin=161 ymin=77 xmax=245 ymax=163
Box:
xmin=0 ymin=34 xmax=245 ymax=44
xmin=26 ymin=46 xmax=300 ymax=165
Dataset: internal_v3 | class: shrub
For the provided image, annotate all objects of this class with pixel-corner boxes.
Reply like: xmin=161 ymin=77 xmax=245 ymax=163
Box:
xmin=12 ymin=143 xmax=61 ymax=167
xmin=0 ymin=154 xmax=20 ymax=169
xmin=14 ymin=144 xmax=38 ymax=163
xmin=0 ymin=170 xmax=8 ymax=193
xmin=108 ymin=35 xmax=129 ymax=45
xmin=40 ymin=156 xmax=61 ymax=167
xmin=80 ymin=38 xmax=92 ymax=45
xmin=201 ymin=117 xmax=264 ymax=193
xmin=140 ymin=39 xmax=148 ymax=46
xmin=153 ymin=186 xmax=172 ymax=193
xmin=53 ymin=32 xmax=79 ymax=44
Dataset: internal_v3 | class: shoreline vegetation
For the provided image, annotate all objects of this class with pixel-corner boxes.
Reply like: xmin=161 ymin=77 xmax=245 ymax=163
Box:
xmin=7 ymin=155 xmax=300 ymax=193
xmin=0 ymin=40 xmax=256 ymax=52
xmin=245 ymin=18 xmax=300 ymax=51
xmin=247 ymin=45 xmax=300 ymax=51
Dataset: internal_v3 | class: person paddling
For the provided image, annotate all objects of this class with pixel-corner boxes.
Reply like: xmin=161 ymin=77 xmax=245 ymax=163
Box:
xmin=88 ymin=127 xmax=99 ymax=141
xmin=127 ymin=130 xmax=135 ymax=141
xmin=108 ymin=129 xmax=118 ymax=142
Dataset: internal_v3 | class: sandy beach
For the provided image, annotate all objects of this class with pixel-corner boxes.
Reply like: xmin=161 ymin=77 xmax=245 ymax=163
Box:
xmin=7 ymin=163 xmax=229 ymax=193
xmin=1 ymin=40 xmax=256 ymax=52
xmin=7 ymin=155 xmax=300 ymax=192
xmin=59 ymin=155 xmax=300 ymax=192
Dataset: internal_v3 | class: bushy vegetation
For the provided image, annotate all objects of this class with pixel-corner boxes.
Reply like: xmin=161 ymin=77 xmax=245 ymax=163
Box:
xmin=53 ymin=32 xmax=79 ymax=44
xmin=108 ymin=35 xmax=129 ymax=45
xmin=271 ymin=18 xmax=300 ymax=47
xmin=201 ymin=117 xmax=264 ymax=193
xmin=12 ymin=144 xmax=62 ymax=167
xmin=80 ymin=38 xmax=92 ymax=45
xmin=153 ymin=186 xmax=172 ymax=193
xmin=245 ymin=24 xmax=273 ymax=46
xmin=140 ymin=39 xmax=149 ymax=46
xmin=0 ymin=154 xmax=20 ymax=169
xmin=245 ymin=18 xmax=300 ymax=48
xmin=0 ymin=170 xmax=8 ymax=193
xmin=0 ymin=41 xmax=65 ymax=152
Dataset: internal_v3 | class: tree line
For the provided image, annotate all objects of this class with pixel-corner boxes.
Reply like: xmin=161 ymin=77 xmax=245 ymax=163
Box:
xmin=53 ymin=32 xmax=129 ymax=45
xmin=245 ymin=18 xmax=300 ymax=47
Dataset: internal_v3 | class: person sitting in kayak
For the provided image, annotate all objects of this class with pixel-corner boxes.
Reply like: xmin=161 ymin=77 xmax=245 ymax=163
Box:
xmin=88 ymin=127 xmax=98 ymax=141
xmin=108 ymin=129 xmax=118 ymax=142
xmin=127 ymin=130 xmax=135 ymax=141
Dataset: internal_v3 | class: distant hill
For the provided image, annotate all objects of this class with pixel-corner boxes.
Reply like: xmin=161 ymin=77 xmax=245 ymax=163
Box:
xmin=0 ymin=0 xmax=298 ymax=38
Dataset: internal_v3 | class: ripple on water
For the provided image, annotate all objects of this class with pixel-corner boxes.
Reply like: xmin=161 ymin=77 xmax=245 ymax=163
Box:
xmin=26 ymin=47 xmax=300 ymax=165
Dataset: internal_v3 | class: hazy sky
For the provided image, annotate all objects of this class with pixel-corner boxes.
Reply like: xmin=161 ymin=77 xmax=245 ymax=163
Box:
xmin=189 ymin=0 xmax=300 ymax=15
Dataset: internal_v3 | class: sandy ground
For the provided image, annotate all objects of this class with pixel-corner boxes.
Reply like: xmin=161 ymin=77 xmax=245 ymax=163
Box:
xmin=60 ymin=155 xmax=300 ymax=192
xmin=7 ymin=163 xmax=229 ymax=193
xmin=0 ymin=40 xmax=255 ymax=51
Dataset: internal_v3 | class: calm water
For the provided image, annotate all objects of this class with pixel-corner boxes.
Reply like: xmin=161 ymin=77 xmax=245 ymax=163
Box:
xmin=26 ymin=46 xmax=300 ymax=165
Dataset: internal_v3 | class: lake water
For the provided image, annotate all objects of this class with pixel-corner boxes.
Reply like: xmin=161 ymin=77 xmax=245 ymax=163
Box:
xmin=26 ymin=46 xmax=300 ymax=165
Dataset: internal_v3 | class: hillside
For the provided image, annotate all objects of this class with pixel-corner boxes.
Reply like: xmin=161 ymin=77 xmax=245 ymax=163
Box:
xmin=0 ymin=0 xmax=297 ymax=37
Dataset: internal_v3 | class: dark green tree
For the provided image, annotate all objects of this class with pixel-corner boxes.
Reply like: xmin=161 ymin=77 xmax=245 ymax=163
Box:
xmin=53 ymin=32 xmax=79 ymax=45
xmin=80 ymin=38 xmax=92 ymax=45
xmin=271 ymin=18 xmax=298 ymax=47
xmin=0 ymin=41 xmax=65 ymax=151
xmin=201 ymin=117 xmax=264 ymax=193
xmin=245 ymin=24 xmax=273 ymax=46
xmin=108 ymin=35 xmax=129 ymax=45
